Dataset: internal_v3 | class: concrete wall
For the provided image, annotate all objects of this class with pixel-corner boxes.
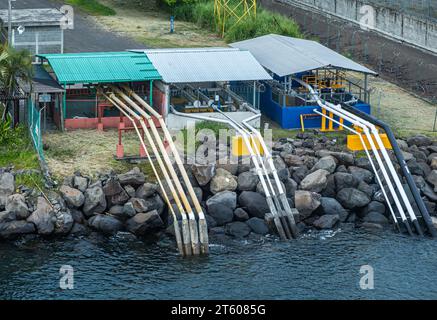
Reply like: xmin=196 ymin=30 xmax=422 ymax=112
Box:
xmin=281 ymin=0 xmax=437 ymax=53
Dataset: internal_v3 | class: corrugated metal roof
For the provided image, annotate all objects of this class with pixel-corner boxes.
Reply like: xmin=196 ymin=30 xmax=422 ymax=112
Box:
xmin=230 ymin=34 xmax=377 ymax=77
xmin=20 ymin=64 xmax=65 ymax=94
xmin=37 ymin=52 xmax=161 ymax=84
xmin=131 ymin=48 xmax=272 ymax=83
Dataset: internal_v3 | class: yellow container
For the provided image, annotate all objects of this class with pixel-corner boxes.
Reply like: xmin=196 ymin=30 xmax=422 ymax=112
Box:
xmin=347 ymin=133 xmax=392 ymax=151
xmin=232 ymin=135 xmax=264 ymax=157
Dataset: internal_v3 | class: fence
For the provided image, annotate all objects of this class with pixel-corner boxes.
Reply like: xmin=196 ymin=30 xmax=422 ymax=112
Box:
xmin=263 ymin=0 xmax=437 ymax=134
xmin=27 ymin=99 xmax=44 ymax=160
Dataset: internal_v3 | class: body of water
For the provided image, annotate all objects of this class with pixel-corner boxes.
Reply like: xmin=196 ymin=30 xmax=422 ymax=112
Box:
xmin=1 ymin=227 xmax=436 ymax=300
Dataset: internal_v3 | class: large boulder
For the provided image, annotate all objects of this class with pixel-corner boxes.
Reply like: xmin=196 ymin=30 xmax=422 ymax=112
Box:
xmin=319 ymin=197 xmax=349 ymax=222
xmin=256 ymin=179 xmax=286 ymax=197
xmin=246 ymin=217 xmax=269 ymax=235
xmin=59 ymin=185 xmax=85 ymax=208
xmin=300 ymin=169 xmax=330 ymax=193
xmin=210 ymin=168 xmax=237 ymax=194
xmin=0 ymin=220 xmax=35 ymax=239
xmin=234 ymin=208 xmax=249 ymax=221
xmin=102 ymin=177 xmax=124 ymax=196
xmin=407 ymin=135 xmax=432 ymax=147
xmin=135 ymin=183 xmax=158 ymax=199
xmin=206 ymin=203 xmax=234 ymax=226
xmin=0 ymin=172 xmax=14 ymax=209
xmin=294 ymin=190 xmax=321 ymax=219
xmin=334 ymin=172 xmax=359 ymax=191
xmin=83 ymin=186 xmax=107 ymax=217
xmin=5 ymin=194 xmax=29 ymax=219
xmin=126 ymin=210 xmax=164 ymax=236
xmin=349 ymin=166 xmax=374 ymax=184
xmin=0 ymin=211 xmax=16 ymax=224
xmin=117 ymin=167 xmax=145 ymax=186
xmin=282 ymin=154 xmax=304 ymax=167
xmin=426 ymin=170 xmax=437 ymax=192
xmin=336 ymin=188 xmax=371 ymax=209
xmin=237 ymin=171 xmax=259 ymax=191
xmin=191 ymin=164 xmax=216 ymax=186
xmin=311 ymin=156 xmax=337 ymax=174
xmin=284 ymin=178 xmax=298 ymax=198
xmin=238 ymin=191 xmax=270 ymax=219
xmin=313 ymin=214 xmax=340 ymax=229
xmin=88 ymin=214 xmax=123 ymax=235
xmin=73 ymin=175 xmax=88 ymax=192
xmin=363 ymin=212 xmax=389 ymax=224
xmin=316 ymin=150 xmax=354 ymax=166
xmin=225 ymin=221 xmax=251 ymax=238
xmin=27 ymin=197 xmax=55 ymax=235
xmin=272 ymin=156 xmax=290 ymax=181
xmin=206 ymin=191 xmax=237 ymax=210
xmin=54 ymin=210 xmax=74 ymax=235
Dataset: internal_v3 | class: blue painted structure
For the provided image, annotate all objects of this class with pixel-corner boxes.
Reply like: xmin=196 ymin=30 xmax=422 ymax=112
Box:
xmin=260 ymin=84 xmax=371 ymax=129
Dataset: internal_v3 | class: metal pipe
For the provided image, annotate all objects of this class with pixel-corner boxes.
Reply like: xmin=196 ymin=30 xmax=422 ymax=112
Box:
xmin=110 ymin=90 xmax=202 ymax=255
xmin=103 ymin=93 xmax=185 ymax=255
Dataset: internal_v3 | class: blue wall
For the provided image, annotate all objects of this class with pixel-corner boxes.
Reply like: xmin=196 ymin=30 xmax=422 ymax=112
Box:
xmin=261 ymin=85 xmax=371 ymax=130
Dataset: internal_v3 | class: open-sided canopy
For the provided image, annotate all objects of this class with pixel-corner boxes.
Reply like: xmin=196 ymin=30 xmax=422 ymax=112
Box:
xmin=131 ymin=48 xmax=272 ymax=83
xmin=37 ymin=52 xmax=161 ymax=85
xmin=230 ymin=34 xmax=378 ymax=77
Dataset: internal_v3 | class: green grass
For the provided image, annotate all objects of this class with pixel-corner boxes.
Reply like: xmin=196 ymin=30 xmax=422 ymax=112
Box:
xmin=173 ymin=0 xmax=303 ymax=42
xmin=66 ymin=0 xmax=116 ymax=16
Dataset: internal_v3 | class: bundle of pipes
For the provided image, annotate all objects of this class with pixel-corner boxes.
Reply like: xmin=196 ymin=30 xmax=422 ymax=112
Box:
xmin=171 ymin=101 xmax=299 ymax=240
xmin=294 ymin=78 xmax=437 ymax=237
xmin=99 ymin=85 xmax=209 ymax=256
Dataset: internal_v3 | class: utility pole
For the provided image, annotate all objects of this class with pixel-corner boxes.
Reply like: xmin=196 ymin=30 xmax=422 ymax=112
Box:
xmin=7 ymin=0 xmax=12 ymax=44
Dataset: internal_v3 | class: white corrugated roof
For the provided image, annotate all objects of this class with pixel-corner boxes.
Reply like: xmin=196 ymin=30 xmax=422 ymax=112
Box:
xmin=230 ymin=34 xmax=377 ymax=77
xmin=130 ymin=48 xmax=272 ymax=83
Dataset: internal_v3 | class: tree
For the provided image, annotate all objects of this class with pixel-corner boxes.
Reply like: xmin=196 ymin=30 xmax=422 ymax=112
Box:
xmin=0 ymin=44 xmax=33 ymax=122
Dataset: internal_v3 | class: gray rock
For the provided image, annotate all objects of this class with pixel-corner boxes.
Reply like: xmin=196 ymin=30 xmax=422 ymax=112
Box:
xmin=363 ymin=212 xmax=389 ymax=224
xmin=349 ymin=166 xmax=374 ymax=184
xmin=117 ymin=167 xmax=145 ymax=186
xmin=206 ymin=191 xmax=237 ymax=210
xmin=292 ymin=166 xmax=308 ymax=184
xmin=70 ymin=222 xmax=90 ymax=236
xmin=319 ymin=197 xmax=349 ymax=222
xmin=246 ymin=217 xmax=269 ymax=235
xmin=27 ymin=197 xmax=55 ymax=235
xmin=272 ymin=156 xmax=290 ymax=181
xmin=207 ymin=203 xmax=234 ymax=226
xmin=216 ymin=163 xmax=239 ymax=176
xmin=365 ymin=201 xmax=386 ymax=215
xmin=135 ymin=183 xmax=158 ymax=199
xmin=0 ymin=220 xmax=35 ymax=239
xmin=357 ymin=181 xmax=375 ymax=198
xmin=427 ymin=170 xmax=437 ymax=192
xmin=407 ymin=135 xmax=432 ymax=147
xmin=204 ymin=214 xmax=217 ymax=229
xmin=102 ymin=177 xmax=124 ymax=196
xmin=313 ymin=214 xmax=339 ymax=229
xmin=237 ymin=171 xmax=259 ymax=191
xmin=70 ymin=208 xmax=85 ymax=224
xmin=210 ymin=168 xmax=237 ymax=194
xmin=238 ymin=191 xmax=270 ymax=219
xmin=59 ymin=185 xmax=85 ymax=208
xmin=88 ymin=214 xmax=123 ymax=235
xmin=54 ymin=210 xmax=74 ymax=235
xmin=122 ymin=202 xmax=137 ymax=218
xmin=5 ymin=194 xmax=29 ymax=219
xmin=83 ymin=186 xmax=107 ymax=217
xmin=73 ymin=175 xmax=88 ymax=192
xmin=408 ymin=159 xmax=425 ymax=176
xmin=0 ymin=211 xmax=16 ymax=224
xmin=402 ymin=151 xmax=414 ymax=162
xmin=225 ymin=221 xmax=251 ymax=238
xmin=191 ymin=164 xmax=216 ymax=186
xmin=107 ymin=189 xmax=130 ymax=206
xmin=321 ymin=174 xmax=336 ymax=198
xmin=316 ymin=150 xmax=354 ymax=166
xmin=294 ymin=190 xmax=321 ymax=219
xmin=397 ymin=139 xmax=409 ymax=152
xmin=284 ymin=178 xmax=298 ymax=198
xmin=256 ymin=179 xmax=286 ymax=197
xmin=334 ymin=172 xmax=359 ymax=191
xmin=234 ymin=208 xmax=249 ymax=221
xmin=0 ymin=172 xmax=14 ymax=209
xmin=126 ymin=210 xmax=164 ymax=236
xmin=354 ymin=157 xmax=372 ymax=171
xmin=124 ymin=185 xmax=136 ymax=198
xmin=300 ymin=169 xmax=330 ymax=193
xmin=282 ymin=154 xmax=304 ymax=167
xmin=336 ymin=188 xmax=371 ymax=209
xmin=130 ymin=198 xmax=149 ymax=213
xmin=312 ymin=156 xmax=337 ymax=174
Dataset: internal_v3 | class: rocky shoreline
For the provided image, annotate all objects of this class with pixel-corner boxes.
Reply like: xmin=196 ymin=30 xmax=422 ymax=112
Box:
xmin=2 ymin=132 xmax=437 ymax=243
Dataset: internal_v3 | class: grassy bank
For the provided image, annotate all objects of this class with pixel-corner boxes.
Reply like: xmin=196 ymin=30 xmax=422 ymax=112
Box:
xmin=66 ymin=0 xmax=116 ymax=16
xmin=172 ymin=0 xmax=303 ymax=42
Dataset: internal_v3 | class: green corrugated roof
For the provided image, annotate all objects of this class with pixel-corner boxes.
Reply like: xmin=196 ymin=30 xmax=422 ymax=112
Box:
xmin=37 ymin=51 xmax=161 ymax=84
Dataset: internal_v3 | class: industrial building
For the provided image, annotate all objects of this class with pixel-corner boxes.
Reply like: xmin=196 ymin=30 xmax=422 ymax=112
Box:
xmin=0 ymin=8 xmax=65 ymax=58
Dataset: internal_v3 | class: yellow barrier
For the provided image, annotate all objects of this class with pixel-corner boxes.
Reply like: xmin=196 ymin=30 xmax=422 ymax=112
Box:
xmin=232 ymin=135 xmax=264 ymax=157
xmin=347 ymin=133 xmax=392 ymax=151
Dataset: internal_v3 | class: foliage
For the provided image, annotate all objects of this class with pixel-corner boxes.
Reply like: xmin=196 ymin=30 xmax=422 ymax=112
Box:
xmin=65 ymin=0 xmax=116 ymax=16
xmin=172 ymin=0 xmax=303 ymax=42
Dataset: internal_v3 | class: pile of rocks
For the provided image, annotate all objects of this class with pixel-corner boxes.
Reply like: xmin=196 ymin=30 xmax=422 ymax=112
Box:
xmin=0 ymin=167 xmax=166 ymax=239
